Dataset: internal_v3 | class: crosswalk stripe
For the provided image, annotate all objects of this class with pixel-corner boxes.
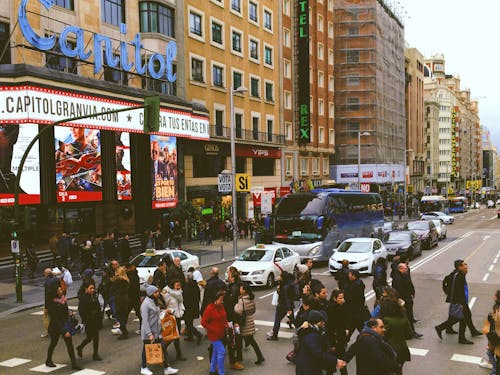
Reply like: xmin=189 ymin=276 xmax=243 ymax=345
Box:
xmin=31 ymin=310 xmax=44 ymax=316
xmin=70 ymin=369 xmax=106 ymax=375
xmin=409 ymin=348 xmax=428 ymax=357
xmin=450 ymin=354 xmax=482 ymax=364
xmin=29 ymin=363 xmax=66 ymax=372
xmin=0 ymin=358 xmax=32 ymax=367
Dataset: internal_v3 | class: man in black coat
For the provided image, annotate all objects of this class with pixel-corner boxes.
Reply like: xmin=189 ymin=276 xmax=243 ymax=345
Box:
xmin=200 ymin=267 xmax=226 ymax=315
xmin=345 ymin=318 xmax=400 ymax=375
xmin=183 ymin=272 xmax=202 ymax=344
xmin=126 ymin=264 xmax=141 ymax=328
xmin=152 ymin=260 xmax=167 ymax=290
xmin=343 ymin=270 xmax=367 ymax=336
xmin=166 ymin=256 xmax=185 ymax=290
xmin=435 ymin=259 xmax=482 ymax=344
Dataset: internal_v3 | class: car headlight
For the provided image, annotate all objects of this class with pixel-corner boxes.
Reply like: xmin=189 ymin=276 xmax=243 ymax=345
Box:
xmin=358 ymin=258 xmax=370 ymax=263
xmin=251 ymin=270 xmax=265 ymax=275
xmin=308 ymin=246 xmax=321 ymax=256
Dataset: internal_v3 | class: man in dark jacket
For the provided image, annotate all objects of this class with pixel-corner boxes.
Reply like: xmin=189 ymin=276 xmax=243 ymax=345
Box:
xmin=335 ymin=259 xmax=350 ymax=291
xmin=343 ymin=270 xmax=367 ymax=337
xmin=435 ymin=259 xmax=482 ymax=344
xmin=152 ymin=260 xmax=167 ymax=290
xmin=126 ymin=263 xmax=141 ymax=328
xmin=183 ymin=271 xmax=202 ymax=344
xmin=166 ymin=256 xmax=185 ymax=290
xmin=200 ymin=267 xmax=226 ymax=315
xmin=295 ymin=310 xmax=345 ymax=375
xmin=345 ymin=318 xmax=400 ymax=375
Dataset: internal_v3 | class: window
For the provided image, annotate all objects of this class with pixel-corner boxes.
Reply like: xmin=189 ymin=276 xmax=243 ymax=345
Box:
xmin=250 ymin=77 xmax=260 ymax=97
xmin=348 ymin=27 xmax=359 ymax=35
xmin=249 ymin=1 xmax=258 ymax=22
xmin=211 ymin=21 xmax=223 ymax=45
xmin=102 ymin=0 xmax=125 ymax=26
xmin=318 ymin=44 xmax=324 ymax=60
xmin=312 ymin=158 xmax=319 ymax=174
xmin=329 ymin=102 xmax=334 ymax=118
xmin=264 ymin=9 xmax=272 ymax=31
xmin=45 ymin=36 xmax=77 ymax=74
xmin=323 ymin=158 xmax=329 ymax=175
xmin=191 ymin=57 xmax=204 ymax=82
xmin=328 ymin=0 xmax=333 ymax=11
xmin=0 ymin=22 xmax=11 ymax=64
xmin=139 ymin=2 xmax=175 ymax=37
xmin=318 ymin=99 xmax=324 ymax=115
xmin=347 ymin=75 xmax=360 ymax=86
xmin=235 ymin=113 xmax=243 ymax=138
xmin=347 ymin=50 xmax=360 ymax=63
xmin=55 ymin=0 xmax=74 ymax=10
xmin=193 ymin=154 xmax=226 ymax=177
xmin=300 ymin=158 xmax=308 ymax=175
xmin=329 ymin=129 xmax=334 ymax=144
xmin=328 ymin=22 xmax=333 ymax=38
xmin=283 ymin=28 xmax=291 ymax=47
xmin=215 ymin=109 xmax=224 ymax=136
xmin=286 ymin=156 xmax=292 ymax=175
xmin=233 ymin=71 xmax=243 ymax=90
xmin=189 ymin=10 xmax=203 ymax=36
xmin=317 ymin=15 xmax=323 ymax=32
xmin=328 ymin=76 xmax=334 ymax=91
xmin=347 ymin=97 xmax=360 ymax=111
xmin=328 ymin=49 xmax=333 ymax=65
xmin=104 ymin=53 xmax=128 ymax=85
xmin=265 ymin=82 xmax=274 ymax=101
xmin=253 ymin=158 xmax=274 ymax=176
xmin=232 ymin=30 xmax=242 ymax=53
xmin=252 ymin=115 xmax=259 ymax=139
xmin=319 ymin=127 xmax=324 ymax=143
xmin=231 ymin=0 xmax=241 ymax=12
xmin=267 ymin=119 xmax=273 ymax=141
xmin=318 ymin=71 xmax=324 ymax=87
xmin=212 ymin=64 xmax=224 ymax=87
xmin=283 ymin=0 xmax=290 ymax=16
xmin=264 ymin=45 xmax=273 ymax=66
xmin=249 ymin=38 xmax=259 ymax=60
xmin=142 ymin=64 xmax=176 ymax=95
xmin=284 ymin=91 xmax=291 ymax=109
xmin=285 ymin=122 xmax=292 ymax=140
xmin=284 ymin=60 xmax=291 ymax=78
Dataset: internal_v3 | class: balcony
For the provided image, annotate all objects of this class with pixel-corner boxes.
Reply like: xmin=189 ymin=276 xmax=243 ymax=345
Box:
xmin=210 ymin=124 xmax=285 ymax=144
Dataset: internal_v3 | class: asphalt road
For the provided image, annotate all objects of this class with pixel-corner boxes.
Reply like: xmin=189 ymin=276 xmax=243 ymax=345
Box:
xmin=0 ymin=208 xmax=498 ymax=375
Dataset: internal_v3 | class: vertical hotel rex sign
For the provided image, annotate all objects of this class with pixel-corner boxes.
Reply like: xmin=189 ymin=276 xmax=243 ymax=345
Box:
xmin=297 ymin=0 xmax=310 ymax=144
xmin=451 ymin=107 xmax=458 ymax=179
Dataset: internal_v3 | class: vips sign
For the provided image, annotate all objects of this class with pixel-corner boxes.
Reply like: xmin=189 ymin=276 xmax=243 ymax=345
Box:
xmin=151 ymin=135 xmax=177 ymax=209
xmin=0 ymin=86 xmax=209 ymax=140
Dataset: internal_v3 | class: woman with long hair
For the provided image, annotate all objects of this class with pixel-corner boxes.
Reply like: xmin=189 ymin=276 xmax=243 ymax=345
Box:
xmin=201 ymin=290 xmax=228 ymax=375
xmin=111 ymin=265 xmax=130 ymax=340
xmin=326 ymin=289 xmax=349 ymax=375
xmin=76 ymin=281 xmax=102 ymax=361
xmin=163 ymin=279 xmax=187 ymax=361
xmin=267 ymin=271 xmax=296 ymax=341
xmin=234 ymin=283 xmax=265 ymax=365
xmin=45 ymin=285 xmax=81 ymax=370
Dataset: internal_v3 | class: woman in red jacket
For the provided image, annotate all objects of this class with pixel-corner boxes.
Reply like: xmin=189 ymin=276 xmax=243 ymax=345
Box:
xmin=201 ymin=290 xmax=228 ymax=375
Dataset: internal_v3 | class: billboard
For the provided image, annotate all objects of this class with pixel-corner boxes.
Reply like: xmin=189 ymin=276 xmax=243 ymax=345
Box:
xmin=297 ymin=0 xmax=310 ymax=144
xmin=55 ymin=126 xmax=102 ymax=203
xmin=151 ymin=135 xmax=177 ymax=209
xmin=116 ymin=132 xmax=131 ymax=200
xmin=0 ymin=124 xmax=40 ymax=205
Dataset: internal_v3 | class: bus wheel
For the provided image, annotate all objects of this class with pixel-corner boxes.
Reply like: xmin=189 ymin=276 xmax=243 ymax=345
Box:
xmin=266 ymin=273 xmax=275 ymax=288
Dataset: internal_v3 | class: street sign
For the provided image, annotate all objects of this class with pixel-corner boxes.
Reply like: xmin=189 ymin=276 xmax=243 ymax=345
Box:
xmin=11 ymin=239 xmax=19 ymax=254
xmin=236 ymin=173 xmax=250 ymax=192
xmin=218 ymin=174 xmax=232 ymax=193
xmin=360 ymin=183 xmax=370 ymax=193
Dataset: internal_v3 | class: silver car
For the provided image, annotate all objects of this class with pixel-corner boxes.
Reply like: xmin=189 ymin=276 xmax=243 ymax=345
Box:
xmin=431 ymin=219 xmax=447 ymax=240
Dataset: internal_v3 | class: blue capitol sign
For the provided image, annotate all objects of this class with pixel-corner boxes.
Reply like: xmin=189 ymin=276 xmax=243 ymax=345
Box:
xmin=18 ymin=0 xmax=177 ymax=82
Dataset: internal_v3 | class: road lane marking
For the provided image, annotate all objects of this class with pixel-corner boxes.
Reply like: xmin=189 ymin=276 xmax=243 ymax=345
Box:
xmin=254 ymin=319 xmax=294 ymax=329
xmin=489 ymin=265 xmax=494 ymax=271
xmin=29 ymin=363 xmax=66 ymax=372
xmin=494 ymin=258 xmax=498 ymax=264
xmin=31 ymin=310 xmax=44 ymax=316
xmin=0 ymin=358 xmax=32 ymax=367
xmin=259 ymin=291 xmax=275 ymax=299
xmin=484 ymin=235 xmax=491 ymax=241
xmin=69 ymin=369 xmax=106 ymax=375
xmin=469 ymin=297 xmax=477 ymax=310
xmin=450 ymin=354 xmax=482 ymax=364
xmin=489 ymin=216 xmax=497 ymax=220
xmin=409 ymin=348 xmax=428 ymax=356
xmin=483 ymin=273 xmax=490 ymax=281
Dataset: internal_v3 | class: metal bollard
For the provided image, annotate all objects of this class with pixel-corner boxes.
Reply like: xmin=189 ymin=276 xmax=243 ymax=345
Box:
xmin=221 ymin=244 xmax=224 ymax=260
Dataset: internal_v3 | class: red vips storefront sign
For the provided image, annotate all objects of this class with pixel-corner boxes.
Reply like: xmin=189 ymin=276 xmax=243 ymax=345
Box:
xmin=253 ymin=187 xmax=276 ymax=207
xmin=236 ymin=146 xmax=281 ymax=158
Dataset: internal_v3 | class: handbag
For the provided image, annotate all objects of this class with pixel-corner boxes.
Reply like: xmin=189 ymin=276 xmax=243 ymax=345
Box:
xmin=145 ymin=343 xmax=164 ymax=365
xmin=271 ymin=291 xmax=279 ymax=307
xmin=448 ymin=273 xmax=464 ymax=320
xmin=64 ymin=313 xmax=79 ymax=336
xmin=224 ymin=323 xmax=236 ymax=348
xmin=161 ymin=313 xmax=180 ymax=343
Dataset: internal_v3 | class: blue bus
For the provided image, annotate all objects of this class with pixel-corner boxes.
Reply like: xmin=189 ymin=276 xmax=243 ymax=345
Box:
xmin=269 ymin=188 xmax=385 ymax=262
xmin=448 ymin=196 xmax=467 ymax=213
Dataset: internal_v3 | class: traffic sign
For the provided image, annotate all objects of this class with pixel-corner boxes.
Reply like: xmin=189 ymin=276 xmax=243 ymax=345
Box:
xmin=360 ymin=183 xmax=370 ymax=193
xmin=236 ymin=173 xmax=250 ymax=192
xmin=218 ymin=174 xmax=232 ymax=193
xmin=11 ymin=240 xmax=19 ymax=254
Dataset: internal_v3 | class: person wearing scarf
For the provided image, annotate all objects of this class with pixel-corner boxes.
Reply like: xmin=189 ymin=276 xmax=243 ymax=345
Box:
xmin=163 ymin=280 xmax=186 ymax=361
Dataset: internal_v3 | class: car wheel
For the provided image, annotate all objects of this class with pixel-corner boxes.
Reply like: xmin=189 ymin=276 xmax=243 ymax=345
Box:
xmin=409 ymin=248 xmax=414 ymax=260
xmin=266 ymin=273 xmax=275 ymax=288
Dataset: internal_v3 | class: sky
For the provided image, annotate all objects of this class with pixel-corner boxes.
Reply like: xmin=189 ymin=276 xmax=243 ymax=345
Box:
xmin=396 ymin=0 xmax=500 ymax=150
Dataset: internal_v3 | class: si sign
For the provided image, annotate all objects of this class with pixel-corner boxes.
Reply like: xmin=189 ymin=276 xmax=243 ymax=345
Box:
xmin=236 ymin=174 xmax=250 ymax=192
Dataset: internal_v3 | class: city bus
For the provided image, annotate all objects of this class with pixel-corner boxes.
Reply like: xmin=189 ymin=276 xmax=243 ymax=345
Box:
xmin=269 ymin=188 xmax=384 ymax=262
xmin=420 ymin=195 xmax=449 ymax=214
xmin=448 ymin=196 xmax=468 ymax=213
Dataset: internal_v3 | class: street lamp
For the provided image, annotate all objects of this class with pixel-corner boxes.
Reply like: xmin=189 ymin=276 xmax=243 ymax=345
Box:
xmin=357 ymin=131 xmax=370 ymax=188
xmin=230 ymin=86 xmax=247 ymax=257
xmin=404 ymin=149 xmax=413 ymax=219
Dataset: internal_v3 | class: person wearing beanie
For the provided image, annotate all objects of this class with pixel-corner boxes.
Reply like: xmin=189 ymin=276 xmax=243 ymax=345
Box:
xmin=295 ymin=310 xmax=345 ymax=375
xmin=140 ymin=285 xmax=178 ymax=375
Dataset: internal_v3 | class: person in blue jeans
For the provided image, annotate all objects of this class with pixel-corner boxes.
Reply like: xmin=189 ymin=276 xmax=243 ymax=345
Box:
xmin=202 ymin=290 xmax=228 ymax=375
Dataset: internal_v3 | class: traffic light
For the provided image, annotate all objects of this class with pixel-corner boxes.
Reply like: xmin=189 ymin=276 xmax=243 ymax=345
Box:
xmin=143 ymin=96 xmax=160 ymax=133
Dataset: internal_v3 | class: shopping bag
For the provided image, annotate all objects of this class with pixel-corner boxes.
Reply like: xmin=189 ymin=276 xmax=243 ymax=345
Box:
xmin=161 ymin=313 xmax=180 ymax=342
xmin=271 ymin=291 xmax=279 ymax=306
xmin=145 ymin=343 xmax=164 ymax=365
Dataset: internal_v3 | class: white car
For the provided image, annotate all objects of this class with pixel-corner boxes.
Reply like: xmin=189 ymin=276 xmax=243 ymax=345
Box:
xmin=130 ymin=249 xmax=200 ymax=286
xmin=420 ymin=211 xmax=455 ymax=224
xmin=431 ymin=219 xmax=447 ymax=240
xmin=329 ymin=238 xmax=387 ymax=275
xmin=228 ymin=244 xmax=300 ymax=288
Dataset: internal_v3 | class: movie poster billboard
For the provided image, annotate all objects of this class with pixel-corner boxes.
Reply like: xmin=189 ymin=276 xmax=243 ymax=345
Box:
xmin=0 ymin=124 xmax=40 ymax=206
xmin=116 ymin=132 xmax=132 ymax=200
xmin=55 ymin=126 xmax=102 ymax=203
xmin=151 ymin=135 xmax=177 ymax=209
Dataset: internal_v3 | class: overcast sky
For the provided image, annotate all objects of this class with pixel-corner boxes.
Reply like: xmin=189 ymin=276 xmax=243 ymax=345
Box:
xmin=396 ymin=0 xmax=499 ymax=150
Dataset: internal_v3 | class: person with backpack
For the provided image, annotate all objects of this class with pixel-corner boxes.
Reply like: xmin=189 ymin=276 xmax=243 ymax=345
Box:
xmin=435 ymin=259 xmax=482 ymax=344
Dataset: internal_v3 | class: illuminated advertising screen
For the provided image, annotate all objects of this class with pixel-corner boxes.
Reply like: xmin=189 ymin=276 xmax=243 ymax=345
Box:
xmin=0 ymin=124 xmax=40 ymax=206
xmin=116 ymin=132 xmax=132 ymax=200
xmin=55 ymin=126 xmax=102 ymax=203
xmin=151 ymin=135 xmax=177 ymax=209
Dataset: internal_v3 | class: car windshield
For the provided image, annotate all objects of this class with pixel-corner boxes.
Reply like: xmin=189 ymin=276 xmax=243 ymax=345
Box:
xmin=337 ymin=241 xmax=371 ymax=253
xmin=238 ymin=249 xmax=274 ymax=262
xmin=130 ymin=254 xmax=162 ymax=267
xmin=407 ymin=222 xmax=428 ymax=231
xmin=387 ymin=232 xmax=410 ymax=241
xmin=433 ymin=212 xmax=445 ymax=216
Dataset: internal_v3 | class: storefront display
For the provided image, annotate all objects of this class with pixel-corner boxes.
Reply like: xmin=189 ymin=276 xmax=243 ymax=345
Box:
xmin=151 ymin=135 xmax=177 ymax=209
xmin=116 ymin=132 xmax=131 ymax=200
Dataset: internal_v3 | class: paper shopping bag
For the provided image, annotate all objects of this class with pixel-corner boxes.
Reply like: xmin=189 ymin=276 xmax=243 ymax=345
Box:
xmin=161 ymin=313 xmax=180 ymax=343
xmin=145 ymin=343 xmax=164 ymax=365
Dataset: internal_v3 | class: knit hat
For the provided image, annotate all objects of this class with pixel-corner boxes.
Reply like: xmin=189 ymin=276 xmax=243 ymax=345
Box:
xmin=145 ymin=284 xmax=158 ymax=297
xmin=307 ymin=310 xmax=325 ymax=324
xmin=297 ymin=264 xmax=308 ymax=274
xmin=82 ymin=269 xmax=93 ymax=278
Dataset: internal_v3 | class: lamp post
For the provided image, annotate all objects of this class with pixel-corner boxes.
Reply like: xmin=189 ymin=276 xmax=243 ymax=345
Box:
xmin=230 ymin=86 xmax=248 ymax=257
xmin=404 ymin=149 xmax=413 ymax=219
xmin=357 ymin=131 xmax=370 ymax=188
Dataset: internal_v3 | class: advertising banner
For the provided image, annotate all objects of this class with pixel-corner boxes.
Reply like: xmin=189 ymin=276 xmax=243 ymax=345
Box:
xmin=0 ymin=123 xmax=40 ymax=205
xmin=116 ymin=132 xmax=132 ymax=200
xmin=55 ymin=126 xmax=102 ymax=203
xmin=151 ymin=135 xmax=177 ymax=209
xmin=253 ymin=187 xmax=276 ymax=207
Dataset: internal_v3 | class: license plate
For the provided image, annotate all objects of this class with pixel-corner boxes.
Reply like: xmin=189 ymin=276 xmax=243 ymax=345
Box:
xmin=292 ymin=231 xmax=301 ymax=236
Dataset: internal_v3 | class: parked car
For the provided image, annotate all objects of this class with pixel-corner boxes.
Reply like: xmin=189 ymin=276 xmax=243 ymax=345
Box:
xmin=431 ymin=219 xmax=447 ymax=240
xmin=405 ymin=220 xmax=439 ymax=249
xmin=130 ymin=249 xmax=200 ymax=287
xmin=329 ymin=237 xmax=387 ymax=275
xmin=228 ymin=244 xmax=300 ymax=288
xmin=383 ymin=230 xmax=422 ymax=260
xmin=420 ymin=211 xmax=455 ymax=224
xmin=383 ymin=221 xmax=398 ymax=234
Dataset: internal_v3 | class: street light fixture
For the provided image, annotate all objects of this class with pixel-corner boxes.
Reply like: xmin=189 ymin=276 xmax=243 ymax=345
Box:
xmin=404 ymin=149 xmax=413 ymax=219
xmin=230 ymin=86 xmax=247 ymax=257
xmin=357 ymin=131 xmax=370 ymax=188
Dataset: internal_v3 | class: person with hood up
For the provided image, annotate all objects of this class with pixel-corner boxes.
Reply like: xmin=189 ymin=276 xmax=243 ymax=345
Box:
xmin=163 ymin=279 xmax=187 ymax=361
